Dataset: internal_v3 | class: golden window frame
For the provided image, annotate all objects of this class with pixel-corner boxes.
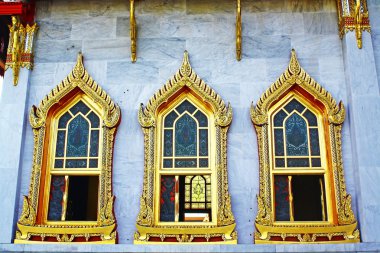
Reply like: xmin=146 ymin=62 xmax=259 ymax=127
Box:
xmin=15 ymin=53 xmax=121 ymax=244
xmin=135 ymin=51 xmax=237 ymax=244
xmin=250 ymin=49 xmax=359 ymax=244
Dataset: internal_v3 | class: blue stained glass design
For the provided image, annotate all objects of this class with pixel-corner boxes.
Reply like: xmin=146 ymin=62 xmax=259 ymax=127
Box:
xmin=194 ymin=110 xmax=208 ymax=127
xmin=48 ymin=176 xmax=65 ymax=221
xmin=199 ymin=129 xmax=208 ymax=156
xmin=274 ymin=110 xmax=287 ymax=127
xmin=58 ymin=112 xmax=72 ymax=129
xmin=160 ymin=176 xmax=175 ymax=221
xmin=90 ymin=130 xmax=99 ymax=157
xmin=54 ymin=159 xmax=64 ymax=168
xmin=66 ymin=115 xmax=89 ymax=157
xmin=284 ymin=99 xmax=305 ymax=114
xmin=163 ymin=159 xmax=173 ymax=168
xmin=164 ymin=111 xmax=178 ymax=128
xmin=275 ymin=158 xmax=285 ymax=167
xmin=275 ymin=175 xmax=290 ymax=221
xmin=70 ymin=100 xmax=90 ymax=115
xmin=304 ymin=109 xmax=318 ymax=126
xmin=175 ymin=159 xmax=197 ymax=168
xmin=199 ymin=158 xmax=208 ymax=168
xmin=66 ymin=159 xmax=87 ymax=168
xmin=164 ymin=130 xmax=173 ymax=157
xmin=287 ymin=158 xmax=309 ymax=167
xmin=274 ymin=129 xmax=284 ymax=156
xmin=55 ymin=130 xmax=66 ymax=157
xmin=312 ymin=158 xmax=321 ymax=167
xmin=87 ymin=111 xmax=100 ymax=128
xmin=309 ymin=128 xmax=320 ymax=156
xmin=89 ymin=159 xmax=98 ymax=168
xmin=285 ymin=113 xmax=309 ymax=156
xmin=175 ymin=114 xmax=197 ymax=156
xmin=176 ymin=100 xmax=197 ymax=114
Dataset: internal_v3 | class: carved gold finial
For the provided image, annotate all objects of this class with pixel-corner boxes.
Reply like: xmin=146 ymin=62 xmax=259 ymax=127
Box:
xmin=355 ymin=0 xmax=363 ymax=49
xmin=180 ymin=50 xmax=192 ymax=77
xmin=288 ymin=49 xmax=301 ymax=75
xmin=72 ymin=53 xmax=85 ymax=78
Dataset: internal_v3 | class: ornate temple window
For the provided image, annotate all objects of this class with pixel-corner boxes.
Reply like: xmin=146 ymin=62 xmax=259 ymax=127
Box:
xmin=15 ymin=54 xmax=120 ymax=244
xmin=135 ymin=51 xmax=237 ymax=244
xmin=251 ymin=50 xmax=359 ymax=243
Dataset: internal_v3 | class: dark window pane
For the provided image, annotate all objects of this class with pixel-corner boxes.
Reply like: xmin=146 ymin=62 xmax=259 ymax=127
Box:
xmin=163 ymin=159 xmax=172 ymax=168
xmin=89 ymin=159 xmax=98 ymax=168
xmin=66 ymin=176 xmax=98 ymax=221
xmin=175 ymin=114 xmax=197 ymax=156
xmin=87 ymin=111 xmax=100 ymax=128
xmin=160 ymin=176 xmax=175 ymax=222
xmin=274 ymin=129 xmax=284 ymax=156
xmin=66 ymin=115 xmax=89 ymax=157
xmin=55 ymin=130 xmax=66 ymax=157
xmin=164 ymin=130 xmax=173 ymax=157
xmin=309 ymin=128 xmax=320 ymax=156
xmin=199 ymin=158 xmax=208 ymax=168
xmin=66 ymin=159 xmax=87 ymax=168
xmin=69 ymin=100 xmax=90 ymax=115
xmin=175 ymin=159 xmax=197 ymax=168
xmin=292 ymin=175 xmax=324 ymax=221
xmin=58 ymin=112 xmax=72 ymax=129
xmin=274 ymin=175 xmax=290 ymax=221
xmin=48 ymin=176 xmax=65 ymax=221
xmin=284 ymin=99 xmax=305 ymax=114
xmin=54 ymin=159 xmax=64 ymax=168
xmin=312 ymin=158 xmax=321 ymax=167
xmin=285 ymin=113 xmax=309 ymax=156
xmin=274 ymin=109 xmax=287 ymax=127
xmin=303 ymin=109 xmax=318 ymax=126
xmin=164 ymin=111 xmax=178 ymax=128
xmin=199 ymin=129 xmax=208 ymax=156
xmin=287 ymin=158 xmax=310 ymax=167
xmin=90 ymin=130 xmax=99 ymax=157
xmin=275 ymin=158 xmax=285 ymax=167
xmin=176 ymin=100 xmax=197 ymax=114
xmin=194 ymin=110 xmax=208 ymax=127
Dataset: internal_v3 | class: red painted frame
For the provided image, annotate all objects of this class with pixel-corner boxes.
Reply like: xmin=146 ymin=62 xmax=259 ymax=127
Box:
xmin=0 ymin=1 xmax=35 ymax=23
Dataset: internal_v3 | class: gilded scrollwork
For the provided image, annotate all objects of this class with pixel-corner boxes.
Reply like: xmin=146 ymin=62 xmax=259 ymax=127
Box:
xmin=251 ymin=49 xmax=359 ymax=243
xmin=135 ymin=51 xmax=237 ymax=244
xmin=15 ymin=53 xmax=120 ymax=244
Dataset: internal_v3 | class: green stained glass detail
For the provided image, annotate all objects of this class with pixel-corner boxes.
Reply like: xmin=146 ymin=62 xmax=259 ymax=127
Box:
xmin=58 ymin=112 xmax=72 ymax=129
xmin=304 ymin=109 xmax=317 ymax=126
xmin=66 ymin=159 xmax=87 ymax=168
xmin=87 ymin=111 xmax=100 ymax=128
xmin=194 ymin=110 xmax=208 ymax=127
xmin=285 ymin=113 xmax=309 ymax=156
xmin=164 ymin=111 xmax=178 ymax=128
xmin=284 ymin=99 xmax=305 ymax=114
xmin=175 ymin=114 xmax=197 ymax=157
xmin=66 ymin=115 xmax=89 ymax=157
xmin=176 ymin=100 xmax=197 ymax=114
xmin=90 ymin=130 xmax=99 ymax=157
xmin=175 ymin=159 xmax=197 ymax=168
xmin=164 ymin=130 xmax=173 ymax=157
xmin=199 ymin=129 xmax=208 ymax=156
xmin=55 ymin=130 xmax=66 ymax=157
xmin=274 ymin=109 xmax=287 ymax=127
xmin=69 ymin=100 xmax=90 ymax=115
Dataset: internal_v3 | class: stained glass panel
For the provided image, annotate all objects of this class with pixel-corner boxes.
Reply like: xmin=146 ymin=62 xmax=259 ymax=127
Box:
xmin=163 ymin=159 xmax=173 ymax=168
xmin=287 ymin=158 xmax=309 ymax=167
xmin=90 ymin=130 xmax=99 ymax=157
xmin=175 ymin=159 xmax=197 ymax=168
xmin=309 ymin=128 xmax=320 ymax=156
xmin=275 ymin=158 xmax=285 ymax=167
xmin=54 ymin=159 xmax=64 ymax=168
xmin=164 ymin=111 xmax=178 ymax=128
xmin=191 ymin=176 xmax=206 ymax=203
xmin=274 ymin=129 xmax=284 ymax=156
xmin=194 ymin=110 xmax=208 ymax=127
xmin=47 ymin=176 xmax=65 ymax=221
xmin=164 ymin=130 xmax=173 ymax=157
xmin=175 ymin=114 xmax=197 ymax=156
xmin=199 ymin=129 xmax=208 ymax=156
xmin=66 ymin=115 xmax=89 ymax=157
xmin=304 ymin=109 xmax=317 ymax=126
xmin=312 ymin=158 xmax=321 ymax=167
xmin=285 ymin=113 xmax=309 ymax=156
xmin=70 ymin=100 xmax=90 ymax=115
xmin=87 ymin=111 xmax=100 ymax=128
xmin=274 ymin=175 xmax=290 ymax=221
xmin=89 ymin=159 xmax=98 ymax=168
xmin=58 ymin=112 xmax=72 ymax=129
xmin=55 ymin=130 xmax=66 ymax=157
xmin=274 ymin=109 xmax=287 ymax=127
xmin=199 ymin=158 xmax=208 ymax=168
xmin=160 ymin=176 xmax=175 ymax=222
xmin=176 ymin=100 xmax=197 ymax=114
xmin=284 ymin=99 xmax=305 ymax=114
xmin=66 ymin=159 xmax=87 ymax=168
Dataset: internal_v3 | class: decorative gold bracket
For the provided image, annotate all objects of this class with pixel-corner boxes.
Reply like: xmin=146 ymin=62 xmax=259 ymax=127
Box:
xmin=337 ymin=0 xmax=370 ymax=49
xmin=5 ymin=16 xmax=38 ymax=86
xmin=236 ymin=0 xmax=242 ymax=61
xmin=130 ymin=0 xmax=137 ymax=62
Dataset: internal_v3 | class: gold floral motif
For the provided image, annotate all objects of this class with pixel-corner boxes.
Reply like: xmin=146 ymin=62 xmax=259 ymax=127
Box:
xmin=251 ymin=49 xmax=359 ymax=244
xmin=15 ymin=53 xmax=120 ymax=244
xmin=135 ymin=51 xmax=236 ymax=244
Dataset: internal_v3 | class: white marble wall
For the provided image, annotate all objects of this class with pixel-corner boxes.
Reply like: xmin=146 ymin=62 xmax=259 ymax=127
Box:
xmin=14 ymin=0 xmax=361 ymax=246
xmin=369 ymin=0 xmax=380 ymax=89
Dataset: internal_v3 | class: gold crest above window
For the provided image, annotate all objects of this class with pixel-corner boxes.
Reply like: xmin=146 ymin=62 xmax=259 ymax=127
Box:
xmin=15 ymin=53 xmax=121 ymax=244
xmin=251 ymin=49 xmax=359 ymax=244
xmin=135 ymin=51 xmax=237 ymax=244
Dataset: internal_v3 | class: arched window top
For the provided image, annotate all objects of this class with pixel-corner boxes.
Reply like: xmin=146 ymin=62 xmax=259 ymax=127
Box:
xmin=251 ymin=50 xmax=358 ymax=243
xmin=16 ymin=54 xmax=120 ymax=244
